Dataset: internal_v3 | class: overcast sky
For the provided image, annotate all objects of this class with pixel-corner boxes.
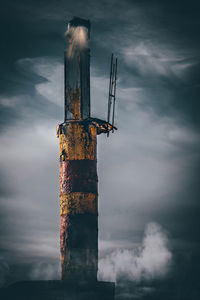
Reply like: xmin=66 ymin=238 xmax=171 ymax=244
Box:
xmin=0 ymin=1 xmax=200 ymax=299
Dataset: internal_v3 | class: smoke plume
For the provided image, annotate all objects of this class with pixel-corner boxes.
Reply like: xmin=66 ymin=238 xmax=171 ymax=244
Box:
xmin=66 ymin=26 xmax=88 ymax=55
xmin=29 ymin=261 xmax=60 ymax=281
xmin=98 ymin=222 xmax=172 ymax=282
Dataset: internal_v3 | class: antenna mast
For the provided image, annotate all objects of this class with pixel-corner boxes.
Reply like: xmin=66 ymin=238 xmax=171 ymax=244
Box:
xmin=107 ymin=53 xmax=118 ymax=136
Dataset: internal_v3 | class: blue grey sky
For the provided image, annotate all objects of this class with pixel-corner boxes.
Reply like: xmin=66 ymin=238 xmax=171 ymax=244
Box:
xmin=0 ymin=1 xmax=200 ymax=299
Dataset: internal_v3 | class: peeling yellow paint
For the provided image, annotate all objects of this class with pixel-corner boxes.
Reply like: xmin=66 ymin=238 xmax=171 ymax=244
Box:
xmin=59 ymin=123 xmax=97 ymax=160
xmin=60 ymin=193 xmax=98 ymax=215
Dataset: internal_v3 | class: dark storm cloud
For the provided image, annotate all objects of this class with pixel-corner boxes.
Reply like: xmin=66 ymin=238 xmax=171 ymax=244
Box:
xmin=0 ymin=0 xmax=200 ymax=299
xmin=0 ymin=57 xmax=63 ymax=129
xmin=1 ymin=0 xmax=200 ymax=126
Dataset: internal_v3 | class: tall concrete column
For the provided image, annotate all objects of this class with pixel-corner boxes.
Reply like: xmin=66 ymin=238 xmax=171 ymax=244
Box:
xmin=57 ymin=17 xmax=98 ymax=281
xmin=57 ymin=17 xmax=115 ymax=283
xmin=58 ymin=121 xmax=98 ymax=280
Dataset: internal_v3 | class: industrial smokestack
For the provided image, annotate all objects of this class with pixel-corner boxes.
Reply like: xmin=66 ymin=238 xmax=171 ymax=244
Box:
xmin=1 ymin=16 xmax=116 ymax=300
xmin=58 ymin=17 xmax=97 ymax=282
xmin=57 ymin=16 xmax=117 ymax=286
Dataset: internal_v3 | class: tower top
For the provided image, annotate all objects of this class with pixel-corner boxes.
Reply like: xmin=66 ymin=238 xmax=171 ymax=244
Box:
xmin=66 ymin=17 xmax=91 ymax=40
xmin=68 ymin=17 xmax=90 ymax=30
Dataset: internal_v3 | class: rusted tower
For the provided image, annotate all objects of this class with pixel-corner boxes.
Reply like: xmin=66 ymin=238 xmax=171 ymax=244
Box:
xmin=1 ymin=16 xmax=117 ymax=300
xmin=57 ymin=17 xmax=117 ymax=282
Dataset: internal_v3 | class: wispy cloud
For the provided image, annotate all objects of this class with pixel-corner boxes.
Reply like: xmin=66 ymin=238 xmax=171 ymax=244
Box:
xmin=0 ymin=48 xmax=199 ymax=287
xmin=17 ymin=57 xmax=64 ymax=107
xmin=29 ymin=261 xmax=60 ymax=281
xmin=122 ymin=41 xmax=195 ymax=83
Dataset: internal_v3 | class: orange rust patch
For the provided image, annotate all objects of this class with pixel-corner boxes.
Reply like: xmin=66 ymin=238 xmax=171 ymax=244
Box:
xmin=68 ymin=87 xmax=81 ymax=120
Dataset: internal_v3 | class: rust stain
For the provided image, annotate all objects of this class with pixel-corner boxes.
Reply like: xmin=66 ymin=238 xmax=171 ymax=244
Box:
xmin=68 ymin=87 xmax=81 ymax=119
xmin=60 ymin=193 xmax=97 ymax=215
xmin=59 ymin=122 xmax=97 ymax=160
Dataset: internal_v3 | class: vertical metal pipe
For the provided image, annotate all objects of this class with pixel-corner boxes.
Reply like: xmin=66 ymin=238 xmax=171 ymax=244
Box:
xmin=112 ymin=58 xmax=117 ymax=132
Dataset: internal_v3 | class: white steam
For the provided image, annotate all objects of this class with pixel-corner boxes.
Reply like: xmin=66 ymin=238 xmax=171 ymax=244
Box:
xmin=98 ymin=222 xmax=172 ymax=282
xmin=66 ymin=26 xmax=88 ymax=55
xmin=29 ymin=262 xmax=60 ymax=280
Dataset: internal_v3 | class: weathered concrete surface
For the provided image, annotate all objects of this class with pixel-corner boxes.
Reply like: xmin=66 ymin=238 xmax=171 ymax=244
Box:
xmin=59 ymin=160 xmax=98 ymax=194
xmin=59 ymin=207 xmax=98 ymax=279
xmin=57 ymin=17 xmax=115 ymax=292
xmin=59 ymin=122 xmax=97 ymax=161
xmin=64 ymin=48 xmax=90 ymax=121
xmin=60 ymin=214 xmax=98 ymax=249
xmin=58 ymin=120 xmax=98 ymax=281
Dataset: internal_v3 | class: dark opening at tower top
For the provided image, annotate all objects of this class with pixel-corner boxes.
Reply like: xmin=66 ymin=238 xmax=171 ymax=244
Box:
xmin=67 ymin=17 xmax=91 ymax=39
